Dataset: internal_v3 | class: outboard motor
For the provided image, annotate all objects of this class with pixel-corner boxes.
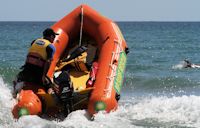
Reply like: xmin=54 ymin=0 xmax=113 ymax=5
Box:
xmin=53 ymin=71 xmax=74 ymax=115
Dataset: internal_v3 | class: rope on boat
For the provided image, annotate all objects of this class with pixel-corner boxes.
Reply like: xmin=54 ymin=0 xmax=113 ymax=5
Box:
xmin=79 ymin=6 xmax=84 ymax=46
xmin=104 ymin=24 xmax=124 ymax=98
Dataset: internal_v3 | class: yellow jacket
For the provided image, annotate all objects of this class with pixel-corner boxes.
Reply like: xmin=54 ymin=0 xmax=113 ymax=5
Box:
xmin=28 ymin=38 xmax=51 ymax=60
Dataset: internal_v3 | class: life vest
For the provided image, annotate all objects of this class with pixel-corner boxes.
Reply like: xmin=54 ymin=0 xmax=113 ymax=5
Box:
xmin=26 ymin=39 xmax=51 ymax=67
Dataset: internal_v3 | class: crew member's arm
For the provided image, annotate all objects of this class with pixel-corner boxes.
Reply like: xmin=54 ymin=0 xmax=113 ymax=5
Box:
xmin=42 ymin=44 xmax=55 ymax=84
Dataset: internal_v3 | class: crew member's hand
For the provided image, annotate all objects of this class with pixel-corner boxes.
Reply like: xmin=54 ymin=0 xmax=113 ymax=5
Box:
xmin=52 ymin=84 xmax=60 ymax=94
xmin=43 ymin=76 xmax=60 ymax=94
xmin=47 ymin=87 xmax=55 ymax=94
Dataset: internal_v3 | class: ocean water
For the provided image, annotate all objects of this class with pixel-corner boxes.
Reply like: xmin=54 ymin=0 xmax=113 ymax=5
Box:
xmin=1 ymin=22 xmax=200 ymax=127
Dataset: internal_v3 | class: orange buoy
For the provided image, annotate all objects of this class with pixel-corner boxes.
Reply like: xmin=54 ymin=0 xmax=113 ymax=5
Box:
xmin=12 ymin=90 xmax=42 ymax=118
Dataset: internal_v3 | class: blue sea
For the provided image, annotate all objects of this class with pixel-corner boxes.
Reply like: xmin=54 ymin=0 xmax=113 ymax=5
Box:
xmin=1 ymin=22 xmax=200 ymax=128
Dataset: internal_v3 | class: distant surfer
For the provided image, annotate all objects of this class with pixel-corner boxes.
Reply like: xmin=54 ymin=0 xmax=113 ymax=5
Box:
xmin=183 ymin=60 xmax=200 ymax=68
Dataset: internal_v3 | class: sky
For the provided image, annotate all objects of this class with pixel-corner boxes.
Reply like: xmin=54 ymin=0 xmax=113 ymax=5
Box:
xmin=0 ymin=0 xmax=200 ymax=21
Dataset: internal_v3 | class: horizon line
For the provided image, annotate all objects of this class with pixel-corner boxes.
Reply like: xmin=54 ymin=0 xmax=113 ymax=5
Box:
xmin=1 ymin=20 xmax=200 ymax=22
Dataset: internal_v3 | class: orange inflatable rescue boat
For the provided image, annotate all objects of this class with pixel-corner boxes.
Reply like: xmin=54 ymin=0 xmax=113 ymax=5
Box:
xmin=12 ymin=4 xmax=128 ymax=119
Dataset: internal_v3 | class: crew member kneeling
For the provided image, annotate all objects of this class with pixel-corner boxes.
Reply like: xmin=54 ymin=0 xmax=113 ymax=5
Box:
xmin=16 ymin=28 xmax=58 ymax=91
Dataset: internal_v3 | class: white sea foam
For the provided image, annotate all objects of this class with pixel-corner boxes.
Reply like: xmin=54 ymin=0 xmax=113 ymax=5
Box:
xmin=172 ymin=61 xmax=187 ymax=69
xmin=0 ymin=76 xmax=200 ymax=128
xmin=0 ymin=77 xmax=16 ymax=128
xmin=118 ymin=96 xmax=200 ymax=127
